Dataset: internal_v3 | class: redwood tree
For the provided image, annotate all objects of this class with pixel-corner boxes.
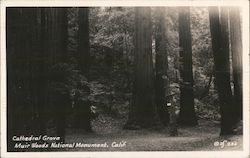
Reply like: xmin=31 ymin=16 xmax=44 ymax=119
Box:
xmin=73 ymin=7 xmax=92 ymax=131
xmin=178 ymin=7 xmax=197 ymax=126
xmin=44 ymin=8 xmax=68 ymax=64
xmin=155 ymin=7 xmax=170 ymax=125
xmin=7 ymin=8 xmax=48 ymax=150
xmin=78 ymin=7 xmax=90 ymax=75
xmin=229 ymin=7 xmax=243 ymax=121
xmin=208 ymin=7 xmax=236 ymax=135
xmin=125 ymin=7 xmax=160 ymax=129
xmin=42 ymin=8 xmax=69 ymax=141
xmin=7 ymin=8 xmax=30 ymax=151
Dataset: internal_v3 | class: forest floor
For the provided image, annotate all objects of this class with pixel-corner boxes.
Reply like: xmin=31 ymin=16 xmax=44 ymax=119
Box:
xmin=64 ymin=114 xmax=243 ymax=151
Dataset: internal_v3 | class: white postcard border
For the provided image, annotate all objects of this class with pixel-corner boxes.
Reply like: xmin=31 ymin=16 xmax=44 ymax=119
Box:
xmin=1 ymin=0 xmax=249 ymax=158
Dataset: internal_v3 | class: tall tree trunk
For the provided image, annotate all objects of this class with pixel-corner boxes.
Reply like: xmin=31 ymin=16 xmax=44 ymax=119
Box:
xmin=30 ymin=7 xmax=45 ymax=140
xmin=7 ymin=8 xmax=47 ymax=151
xmin=74 ymin=7 xmax=92 ymax=131
xmin=7 ymin=8 xmax=69 ymax=150
xmin=229 ymin=7 xmax=243 ymax=121
xmin=7 ymin=8 xmax=24 ymax=151
xmin=29 ymin=8 xmax=47 ymax=136
xmin=178 ymin=7 xmax=197 ymax=126
xmin=78 ymin=7 xmax=90 ymax=76
xmin=208 ymin=7 xmax=235 ymax=135
xmin=155 ymin=7 xmax=170 ymax=125
xmin=45 ymin=8 xmax=68 ymax=64
xmin=43 ymin=8 xmax=69 ymax=141
xmin=125 ymin=7 xmax=160 ymax=129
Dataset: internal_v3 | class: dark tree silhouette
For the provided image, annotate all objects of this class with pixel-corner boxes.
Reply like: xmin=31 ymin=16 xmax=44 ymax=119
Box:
xmin=72 ymin=7 xmax=92 ymax=131
xmin=178 ymin=7 xmax=198 ymax=126
xmin=229 ymin=7 xmax=243 ymax=121
xmin=42 ymin=8 xmax=69 ymax=141
xmin=125 ymin=7 xmax=160 ymax=129
xmin=208 ymin=7 xmax=236 ymax=135
xmin=7 ymin=8 xmax=48 ymax=151
xmin=44 ymin=8 xmax=68 ymax=64
xmin=78 ymin=7 xmax=90 ymax=75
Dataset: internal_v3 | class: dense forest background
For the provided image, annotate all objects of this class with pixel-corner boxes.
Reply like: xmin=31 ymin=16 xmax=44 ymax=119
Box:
xmin=6 ymin=7 xmax=243 ymax=151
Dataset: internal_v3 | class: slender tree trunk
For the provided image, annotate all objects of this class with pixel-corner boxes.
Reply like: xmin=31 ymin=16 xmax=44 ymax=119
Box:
xmin=229 ymin=7 xmax=243 ymax=121
xmin=178 ymin=7 xmax=197 ymax=126
xmin=28 ymin=8 xmax=47 ymax=136
xmin=155 ymin=7 xmax=170 ymax=125
xmin=125 ymin=7 xmax=160 ymax=129
xmin=199 ymin=72 xmax=213 ymax=99
xmin=208 ymin=7 xmax=235 ymax=135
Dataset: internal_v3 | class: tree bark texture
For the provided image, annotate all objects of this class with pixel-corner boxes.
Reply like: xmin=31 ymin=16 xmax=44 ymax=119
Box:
xmin=125 ymin=7 xmax=160 ymax=129
xmin=178 ymin=7 xmax=198 ymax=126
xmin=155 ymin=7 xmax=170 ymax=125
xmin=44 ymin=8 xmax=68 ymax=64
xmin=78 ymin=7 xmax=90 ymax=76
xmin=71 ymin=7 xmax=92 ymax=131
xmin=229 ymin=7 xmax=243 ymax=121
xmin=208 ymin=7 xmax=235 ymax=135
xmin=42 ymin=8 xmax=69 ymax=140
xmin=7 ymin=8 xmax=48 ymax=151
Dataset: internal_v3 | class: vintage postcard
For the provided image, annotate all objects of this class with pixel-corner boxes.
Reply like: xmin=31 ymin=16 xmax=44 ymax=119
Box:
xmin=0 ymin=0 xmax=249 ymax=157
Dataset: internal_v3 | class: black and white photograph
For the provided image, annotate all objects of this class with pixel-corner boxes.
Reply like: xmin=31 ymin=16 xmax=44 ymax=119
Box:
xmin=0 ymin=0 xmax=249 ymax=157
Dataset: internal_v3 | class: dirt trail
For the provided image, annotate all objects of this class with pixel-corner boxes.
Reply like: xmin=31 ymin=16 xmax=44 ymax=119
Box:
xmin=64 ymin=116 xmax=243 ymax=151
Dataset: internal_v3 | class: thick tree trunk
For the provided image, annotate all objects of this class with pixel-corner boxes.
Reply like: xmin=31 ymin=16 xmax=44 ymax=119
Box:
xmin=208 ymin=7 xmax=235 ymax=135
xmin=7 ymin=8 xmax=48 ymax=150
xmin=43 ymin=8 xmax=69 ymax=141
xmin=229 ymin=7 xmax=243 ymax=121
xmin=29 ymin=8 xmax=47 ymax=136
xmin=125 ymin=7 xmax=160 ymax=129
xmin=7 ymin=8 xmax=69 ymax=149
xmin=7 ymin=8 xmax=24 ymax=151
xmin=78 ymin=8 xmax=90 ymax=76
xmin=74 ymin=7 xmax=92 ymax=131
xmin=45 ymin=8 xmax=68 ymax=64
xmin=178 ymin=7 xmax=198 ymax=126
xmin=155 ymin=7 xmax=170 ymax=125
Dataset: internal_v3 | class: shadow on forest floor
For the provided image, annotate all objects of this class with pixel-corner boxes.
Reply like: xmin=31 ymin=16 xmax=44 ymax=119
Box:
xmin=64 ymin=114 xmax=243 ymax=151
